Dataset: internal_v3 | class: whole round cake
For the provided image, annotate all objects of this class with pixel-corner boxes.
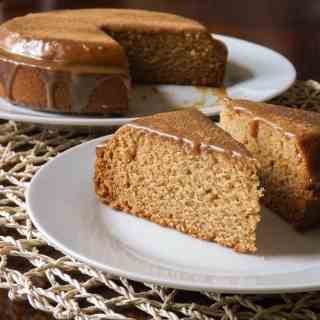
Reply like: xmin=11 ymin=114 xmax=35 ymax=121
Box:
xmin=0 ymin=9 xmax=227 ymax=115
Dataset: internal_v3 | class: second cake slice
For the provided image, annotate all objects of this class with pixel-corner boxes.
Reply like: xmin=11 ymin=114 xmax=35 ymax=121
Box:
xmin=95 ymin=109 xmax=262 ymax=252
xmin=220 ymin=99 xmax=320 ymax=229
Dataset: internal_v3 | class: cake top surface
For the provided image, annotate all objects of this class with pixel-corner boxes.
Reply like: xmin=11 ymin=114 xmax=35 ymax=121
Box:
xmin=127 ymin=108 xmax=255 ymax=160
xmin=0 ymin=9 xmax=206 ymax=69
xmin=224 ymin=98 xmax=320 ymax=139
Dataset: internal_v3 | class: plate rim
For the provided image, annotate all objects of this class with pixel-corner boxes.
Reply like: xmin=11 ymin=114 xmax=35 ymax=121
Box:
xmin=214 ymin=33 xmax=296 ymax=100
xmin=26 ymin=135 xmax=320 ymax=294
xmin=1 ymin=34 xmax=296 ymax=127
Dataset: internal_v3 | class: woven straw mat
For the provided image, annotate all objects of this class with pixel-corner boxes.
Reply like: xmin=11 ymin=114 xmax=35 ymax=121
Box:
xmin=0 ymin=80 xmax=320 ymax=320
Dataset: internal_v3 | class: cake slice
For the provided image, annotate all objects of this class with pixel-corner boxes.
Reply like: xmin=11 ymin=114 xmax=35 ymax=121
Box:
xmin=95 ymin=109 xmax=262 ymax=252
xmin=220 ymin=98 xmax=320 ymax=229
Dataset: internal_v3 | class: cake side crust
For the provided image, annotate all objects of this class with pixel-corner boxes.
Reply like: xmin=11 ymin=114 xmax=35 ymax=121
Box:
xmin=0 ymin=56 xmax=129 ymax=114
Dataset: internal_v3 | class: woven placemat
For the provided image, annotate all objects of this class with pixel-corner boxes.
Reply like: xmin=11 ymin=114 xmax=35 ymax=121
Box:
xmin=0 ymin=80 xmax=320 ymax=320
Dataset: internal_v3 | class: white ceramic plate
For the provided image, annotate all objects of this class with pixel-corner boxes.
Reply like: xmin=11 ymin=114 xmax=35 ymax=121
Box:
xmin=0 ymin=34 xmax=295 ymax=128
xmin=27 ymin=136 xmax=320 ymax=293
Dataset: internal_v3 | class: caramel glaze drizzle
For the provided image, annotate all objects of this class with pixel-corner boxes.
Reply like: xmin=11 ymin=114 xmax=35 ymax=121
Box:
xmin=39 ymin=71 xmax=64 ymax=111
xmin=0 ymin=63 xmax=129 ymax=113
xmin=6 ymin=64 xmax=17 ymax=100
xmin=40 ymin=71 xmax=130 ymax=113
xmin=0 ymin=48 xmax=130 ymax=113
xmin=38 ymin=71 xmax=129 ymax=113
xmin=126 ymin=123 xmax=257 ymax=161
xmin=0 ymin=62 xmax=18 ymax=100
xmin=249 ymin=119 xmax=259 ymax=138
xmin=232 ymin=106 xmax=295 ymax=139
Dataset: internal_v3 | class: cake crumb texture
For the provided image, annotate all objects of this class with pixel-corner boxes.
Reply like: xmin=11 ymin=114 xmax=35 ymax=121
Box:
xmin=95 ymin=109 xmax=262 ymax=252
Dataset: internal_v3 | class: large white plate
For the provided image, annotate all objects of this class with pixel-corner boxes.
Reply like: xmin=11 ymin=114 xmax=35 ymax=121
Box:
xmin=0 ymin=34 xmax=295 ymax=128
xmin=27 ymin=136 xmax=320 ymax=293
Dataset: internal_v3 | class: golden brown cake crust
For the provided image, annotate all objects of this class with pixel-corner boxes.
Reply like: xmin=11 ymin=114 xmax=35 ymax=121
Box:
xmin=0 ymin=9 xmax=227 ymax=114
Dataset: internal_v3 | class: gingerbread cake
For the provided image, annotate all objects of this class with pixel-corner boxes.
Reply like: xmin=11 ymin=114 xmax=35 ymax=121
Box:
xmin=95 ymin=109 xmax=262 ymax=252
xmin=0 ymin=9 xmax=227 ymax=114
xmin=220 ymin=98 xmax=320 ymax=229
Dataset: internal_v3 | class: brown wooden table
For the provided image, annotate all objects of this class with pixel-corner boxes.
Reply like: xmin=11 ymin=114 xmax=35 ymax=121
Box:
xmin=0 ymin=0 xmax=319 ymax=318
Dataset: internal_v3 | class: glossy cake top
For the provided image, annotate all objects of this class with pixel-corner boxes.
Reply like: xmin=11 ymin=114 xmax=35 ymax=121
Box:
xmin=0 ymin=9 xmax=206 ymax=70
xmin=224 ymin=98 xmax=320 ymax=139
xmin=127 ymin=108 xmax=255 ymax=160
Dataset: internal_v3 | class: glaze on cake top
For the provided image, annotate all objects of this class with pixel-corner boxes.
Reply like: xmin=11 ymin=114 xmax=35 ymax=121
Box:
xmin=223 ymin=98 xmax=320 ymax=186
xmin=127 ymin=108 xmax=255 ymax=160
xmin=0 ymin=9 xmax=205 ymax=72
xmin=224 ymin=98 xmax=320 ymax=139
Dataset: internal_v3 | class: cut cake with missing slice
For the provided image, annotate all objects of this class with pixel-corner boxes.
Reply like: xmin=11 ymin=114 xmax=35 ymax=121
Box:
xmin=95 ymin=109 xmax=262 ymax=252
xmin=0 ymin=9 xmax=227 ymax=114
xmin=220 ymin=98 xmax=320 ymax=229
